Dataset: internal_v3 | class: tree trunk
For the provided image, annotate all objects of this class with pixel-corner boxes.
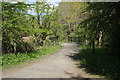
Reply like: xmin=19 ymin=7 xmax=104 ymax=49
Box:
xmin=92 ymin=40 xmax=95 ymax=53
xmin=98 ymin=31 xmax=103 ymax=48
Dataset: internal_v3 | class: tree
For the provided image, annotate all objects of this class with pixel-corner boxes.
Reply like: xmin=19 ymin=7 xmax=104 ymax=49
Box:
xmin=2 ymin=2 xmax=35 ymax=53
xmin=2 ymin=1 xmax=67 ymax=53
xmin=79 ymin=2 xmax=120 ymax=54
xmin=58 ymin=2 xmax=86 ymax=42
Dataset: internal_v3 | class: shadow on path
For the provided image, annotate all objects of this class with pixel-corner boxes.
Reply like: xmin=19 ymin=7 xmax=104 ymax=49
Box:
xmin=67 ymin=48 xmax=120 ymax=79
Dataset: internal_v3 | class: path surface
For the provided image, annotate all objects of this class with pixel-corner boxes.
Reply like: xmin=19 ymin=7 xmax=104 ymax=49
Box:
xmin=3 ymin=43 xmax=102 ymax=78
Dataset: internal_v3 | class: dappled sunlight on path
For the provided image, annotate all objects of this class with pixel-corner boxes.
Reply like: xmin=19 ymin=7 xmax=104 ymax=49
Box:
xmin=3 ymin=43 xmax=105 ymax=79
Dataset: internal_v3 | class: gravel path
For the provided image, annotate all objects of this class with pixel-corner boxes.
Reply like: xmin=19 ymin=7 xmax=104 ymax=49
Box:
xmin=3 ymin=43 xmax=103 ymax=78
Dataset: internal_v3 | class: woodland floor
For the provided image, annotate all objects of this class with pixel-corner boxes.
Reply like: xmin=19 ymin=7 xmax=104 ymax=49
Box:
xmin=2 ymin=43 xmax=106 ymax=79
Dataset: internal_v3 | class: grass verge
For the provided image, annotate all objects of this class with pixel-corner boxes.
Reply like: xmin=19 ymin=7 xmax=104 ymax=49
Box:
xmin=2 ymin=45 xmax=61 ymax=70
xmin=78 ymin=46 xmax=120 ymax=79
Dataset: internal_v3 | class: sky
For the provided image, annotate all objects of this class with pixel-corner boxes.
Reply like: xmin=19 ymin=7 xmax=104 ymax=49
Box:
xmin=26 ymin=0 xmax=61 ymax=5
xmin=10 ymin=0 xmax=61 ymax=5
xmin=47 ymin=0 xmax=61 ymax=5
xmin=26 ymin=0 xmax=61 ymax=15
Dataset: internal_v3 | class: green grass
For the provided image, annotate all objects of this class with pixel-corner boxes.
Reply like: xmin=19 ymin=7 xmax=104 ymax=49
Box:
xmin=79 ymin=45 xmax=87 ymax=49
xmin=77 ymin=47 xmax=120 ymax=79
xmin=2 ymin=45 xmax=61 ymax=69
xmin=71 ymin=45 xmax=120 ymax=79
xmin=0 ymin=36 xmax=2 ymax=40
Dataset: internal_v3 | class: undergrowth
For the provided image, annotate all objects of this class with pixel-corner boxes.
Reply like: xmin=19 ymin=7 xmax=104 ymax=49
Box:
xmin=2 ymin=45 xmax=60 ymax=69
xmin=78 ymin=46 xmax=120 ymax=79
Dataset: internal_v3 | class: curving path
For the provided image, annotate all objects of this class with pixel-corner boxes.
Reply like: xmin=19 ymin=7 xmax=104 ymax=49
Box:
xmin=3 ymin=43 xmax=103 ymax=78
